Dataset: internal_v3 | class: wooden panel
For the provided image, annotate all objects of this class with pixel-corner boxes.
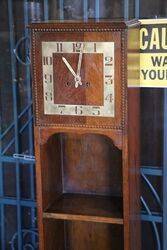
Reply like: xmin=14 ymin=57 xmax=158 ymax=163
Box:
xmin=39 ymin=127 xmax=123 ymax=150
xmin=65 ymin=221 xmax=124 ymax=250
xmin=39 ymin=132 xmax=122 ymax=199
xmin=43 ymin=219 xmax=65 ymax=250
xmin=34 ymin=128 xmax=45 ymax=250
xmin=62 ymin=133 xmax=122 ymax=196
xmin=53 ymin=53 xmax=103 ymax=106
xmin=40 ymin=132 xmax=63 ymax=210
xmin=43 ymin=193 xmax=123 ymax=224
xmin=125 ymin=25 xmax=141 ymax=250
xmin=127 ymin=88 xmax=141 ymax=250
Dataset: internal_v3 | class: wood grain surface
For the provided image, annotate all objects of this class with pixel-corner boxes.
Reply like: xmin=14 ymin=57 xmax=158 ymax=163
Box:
xmin=31 ymin=20 xmax=141 ymax=250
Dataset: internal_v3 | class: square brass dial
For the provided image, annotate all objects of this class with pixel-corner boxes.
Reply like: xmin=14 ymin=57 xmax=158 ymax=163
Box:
xmin=42 ymin=41 xmax=115 ymax=117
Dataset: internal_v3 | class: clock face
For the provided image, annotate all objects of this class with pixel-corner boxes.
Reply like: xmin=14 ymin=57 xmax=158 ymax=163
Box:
xmin=42 ymin=41 xmax=115 ymax=117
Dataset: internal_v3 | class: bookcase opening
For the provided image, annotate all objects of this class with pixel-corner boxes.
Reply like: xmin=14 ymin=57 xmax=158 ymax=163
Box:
xmin=40 ymin=133 xmax=123 ymax=225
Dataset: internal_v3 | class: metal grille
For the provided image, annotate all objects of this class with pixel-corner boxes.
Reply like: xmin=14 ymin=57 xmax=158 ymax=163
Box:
xmin=0 ymin=0 xmax=166 ymax=249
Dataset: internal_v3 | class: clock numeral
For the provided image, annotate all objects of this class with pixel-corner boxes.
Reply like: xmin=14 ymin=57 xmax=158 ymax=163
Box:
xmin=75 ymin=106 xmax=83 ymax=115
xmin=44 ymin=74 xmax=52 ymax=84
xmin=105 ymin=94 xmax=113 ymax=103
xmin=58 ymin=105 xmax=66 ymax=114
xmin=45 ymin=92 xmax=53 ymax=101
xmin=92 ymin=107 xmax=100 ymax=116
xmin=43 ymin=56 xmax=53 ymax=65
xmin=105 ymin=75 xmax=113 ymax=85
xmin=73 ymin=42 xmax=83 ymax=52
xmin=94 ymin=43 xmax=97 ymax=52
xmin=105 ymin=56 xmax=113 ymax=66
xmin=56 ymin=43 xmax=63 ymax=52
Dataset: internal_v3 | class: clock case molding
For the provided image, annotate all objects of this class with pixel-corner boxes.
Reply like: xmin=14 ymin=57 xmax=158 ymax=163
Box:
xmin=30 ymin=20 xmax=139 ymax=130
xmin=30 ymin=20 xmax=141 ymax=250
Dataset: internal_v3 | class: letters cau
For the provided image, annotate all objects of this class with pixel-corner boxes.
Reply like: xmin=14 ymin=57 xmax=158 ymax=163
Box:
xmin=140 ymin=26 xmax=167 ymax=52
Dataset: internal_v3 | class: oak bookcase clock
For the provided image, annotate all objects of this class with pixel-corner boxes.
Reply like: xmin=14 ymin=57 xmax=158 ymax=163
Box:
xmin=30 ymin=20 xmax=141 ymax=250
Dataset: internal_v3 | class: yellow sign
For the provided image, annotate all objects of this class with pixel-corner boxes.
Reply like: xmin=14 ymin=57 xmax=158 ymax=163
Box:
xmin=140 ymin=19 xmax=167 ymax=87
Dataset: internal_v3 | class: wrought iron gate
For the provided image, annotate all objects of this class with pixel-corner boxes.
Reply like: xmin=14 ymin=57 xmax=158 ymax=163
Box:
xmin=0 ymin=0 xmax=166 ymax=249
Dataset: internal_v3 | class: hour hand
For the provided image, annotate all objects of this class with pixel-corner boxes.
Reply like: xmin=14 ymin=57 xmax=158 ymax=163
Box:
xmin=62 ymin=56 xmax=82 ymax=88
xmin=62 ymin=57 xmax=77 ymax=78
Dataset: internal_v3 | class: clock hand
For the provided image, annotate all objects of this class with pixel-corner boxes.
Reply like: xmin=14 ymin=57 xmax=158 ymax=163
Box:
xmin=62 ymin=56 xmax=82 ymax=88
xmin=62 ymin=57 xmax=77 ymax=78
xmin=77 ymin=44 xmax=84 ymax=79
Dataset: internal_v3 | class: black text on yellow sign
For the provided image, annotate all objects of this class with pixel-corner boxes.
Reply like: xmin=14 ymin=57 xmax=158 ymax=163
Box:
xmin=140 ymin=19 xmax=167 ymax=87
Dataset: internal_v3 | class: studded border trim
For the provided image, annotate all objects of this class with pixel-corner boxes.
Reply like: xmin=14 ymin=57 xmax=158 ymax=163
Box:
xmin=31 ymin=28 xmax=127 ymax=130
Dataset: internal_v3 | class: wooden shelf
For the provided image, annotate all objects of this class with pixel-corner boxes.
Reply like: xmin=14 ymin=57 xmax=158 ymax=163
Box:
xmin=43 ymin=193 xmax=123 ymax=224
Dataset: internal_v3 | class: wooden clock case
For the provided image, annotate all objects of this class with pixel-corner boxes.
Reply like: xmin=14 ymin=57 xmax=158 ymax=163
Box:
xmin=30 ymin=20 xmax=141 ymax=250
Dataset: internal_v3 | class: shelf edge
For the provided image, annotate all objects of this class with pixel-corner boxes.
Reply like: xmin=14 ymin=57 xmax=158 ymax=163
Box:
xmin=43 ymin=212 xmax=123 ymax=225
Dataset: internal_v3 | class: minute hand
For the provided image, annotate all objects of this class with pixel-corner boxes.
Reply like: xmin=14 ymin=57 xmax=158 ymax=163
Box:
xmin=62 ymin=57 xmax=77 ymax=78
xmin=77 ymin=51 xmax=83 ymax=77
xmin=77 ymin=44 xmax=84 ymax=77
